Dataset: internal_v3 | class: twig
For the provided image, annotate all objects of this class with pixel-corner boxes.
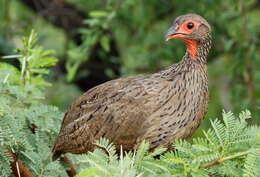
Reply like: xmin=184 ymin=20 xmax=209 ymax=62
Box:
xmin=0 ymin=54 xmax=22 ymax=59
xmin=16 ymin=161 xmax=21 ymax=177
xmin=201 ymin=148 xmax=260 ymax=168
xmin=8 ymin=150 xmax=35 ymax=177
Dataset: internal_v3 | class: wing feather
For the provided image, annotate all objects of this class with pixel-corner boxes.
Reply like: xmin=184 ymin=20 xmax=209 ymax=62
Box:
xmin=53 ymin=75 xmax=173 ymax=156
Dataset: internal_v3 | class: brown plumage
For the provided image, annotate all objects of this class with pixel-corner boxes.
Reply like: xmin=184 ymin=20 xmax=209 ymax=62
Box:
xmin=52 ymin=13 xmax=212 ymax=160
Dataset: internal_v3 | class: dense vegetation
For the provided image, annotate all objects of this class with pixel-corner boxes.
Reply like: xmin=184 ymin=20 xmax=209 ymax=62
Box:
xmin=0 ymin=0 xmax=259 ymax=176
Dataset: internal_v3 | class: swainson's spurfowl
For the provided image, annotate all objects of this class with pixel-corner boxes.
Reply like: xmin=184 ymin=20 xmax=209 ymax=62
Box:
xmin=52 ymin=13 xmax=212 ymax=160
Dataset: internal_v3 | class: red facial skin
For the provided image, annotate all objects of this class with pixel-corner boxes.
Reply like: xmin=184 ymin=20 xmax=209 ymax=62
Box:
xmin=166 ymin=20 xmax=201 ymax=60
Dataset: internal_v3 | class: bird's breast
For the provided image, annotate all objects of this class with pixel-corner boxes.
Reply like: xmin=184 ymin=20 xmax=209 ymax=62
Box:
xmin=144 ymin=68 xmax=208 ymax=149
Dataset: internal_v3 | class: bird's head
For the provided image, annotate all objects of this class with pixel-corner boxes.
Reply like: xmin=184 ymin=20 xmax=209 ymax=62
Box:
xmin=165 ymin=14 xmax=211 ymax=60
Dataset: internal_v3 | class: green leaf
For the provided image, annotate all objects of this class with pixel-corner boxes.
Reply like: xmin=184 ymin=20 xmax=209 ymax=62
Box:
xmin=76 ymin=167 xmax=98 ymax=177
xmin=100 ymin=36 xmax=110 ymax=52
xmin=89 ymin=10 xmax=108 ymax=17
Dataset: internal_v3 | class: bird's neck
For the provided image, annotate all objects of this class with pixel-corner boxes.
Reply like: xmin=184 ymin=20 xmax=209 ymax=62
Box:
xmin=183 ymin=35 xmax=211 ymax=64
xmin=158 ymin=35 xmax=211 ymax=79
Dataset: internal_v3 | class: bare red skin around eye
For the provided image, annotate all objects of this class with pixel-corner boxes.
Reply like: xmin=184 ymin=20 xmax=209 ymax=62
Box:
xmin=178 ymin=20 xmax=200 ymax=60
xmin=179 ymin=20 xmax=200 ymax=34
xmin=167 ymin=20 xmax=201 ymax=60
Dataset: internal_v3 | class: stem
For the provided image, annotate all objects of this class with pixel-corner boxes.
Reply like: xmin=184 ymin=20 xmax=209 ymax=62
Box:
xmin=201 ymin=148 xmax=260 ymax=168
xmin=21 ymin=56 xmax=27 ymax=85
xmin=8 ymin=150 xmax=35 ymax=177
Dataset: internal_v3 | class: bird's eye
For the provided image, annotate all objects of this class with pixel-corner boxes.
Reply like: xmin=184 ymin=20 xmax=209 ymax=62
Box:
xmin=187 ymin=22 xmax=194 ymax=29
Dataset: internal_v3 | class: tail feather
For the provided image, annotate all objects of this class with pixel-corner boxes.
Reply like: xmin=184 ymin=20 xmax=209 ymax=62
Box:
xmin=52 ymin=141 xmax=62 ymax=161
xmin=52 ymin=147 xmax=62 ymax=161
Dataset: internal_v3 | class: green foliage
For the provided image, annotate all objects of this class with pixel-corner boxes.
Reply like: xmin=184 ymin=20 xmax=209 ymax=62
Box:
xmin=75 ymin=110 xmax=260 ymax=177
xmin=1 ymin=30 xmax=57 ymax=90
xmin=0 ymin=31 xmax=67 ymax=177
xmin=0 ymin=1 xmax=260 ymax=176
xmin=76 ymin=140 xmax=168 ymax=177
xmin=18 ymin=30 xmax=57 ymax=84
xmin=66 ymin=6 xmax=116 ymax=81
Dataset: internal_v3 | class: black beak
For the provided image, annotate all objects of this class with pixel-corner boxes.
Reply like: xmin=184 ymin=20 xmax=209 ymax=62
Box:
xmin=165 ymin=23 xmax=179 ymax=41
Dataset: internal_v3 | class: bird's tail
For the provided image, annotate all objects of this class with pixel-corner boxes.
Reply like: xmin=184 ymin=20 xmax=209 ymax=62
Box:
xmin=51 ymin=140 xmax=62 ymax=161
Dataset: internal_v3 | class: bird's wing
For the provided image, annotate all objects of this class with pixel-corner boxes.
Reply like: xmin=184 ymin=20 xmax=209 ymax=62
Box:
xmin=53 ymin=74 xmax=174 ymax=155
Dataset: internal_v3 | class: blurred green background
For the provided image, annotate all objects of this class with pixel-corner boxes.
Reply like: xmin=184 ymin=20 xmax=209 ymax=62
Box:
xmin=0 ymin=0 xmax=259 ymax=133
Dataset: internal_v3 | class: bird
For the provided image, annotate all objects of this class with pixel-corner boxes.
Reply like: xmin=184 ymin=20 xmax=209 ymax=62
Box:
xmin=52 ymin=13 xmax=212 ymax=160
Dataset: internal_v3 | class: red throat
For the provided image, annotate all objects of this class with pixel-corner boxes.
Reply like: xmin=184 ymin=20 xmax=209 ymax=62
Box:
xmin=182 ymin=38 xmax=197 ymax=60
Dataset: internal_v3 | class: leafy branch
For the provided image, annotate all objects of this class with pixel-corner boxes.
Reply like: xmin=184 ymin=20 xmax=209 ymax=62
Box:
xmin=0 ymin=31 xmax=65 ymax=177
xmin=201 ymin=148 xmax=260 ymax=168
xmin=1 ymin=30 xmax=57 ymax=87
